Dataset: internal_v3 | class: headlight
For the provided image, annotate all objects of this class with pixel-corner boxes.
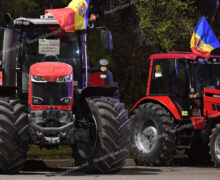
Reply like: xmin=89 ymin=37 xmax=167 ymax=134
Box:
xmin=100 ymin=74 xmax=107 ymax=79
xmin=16 ymin=20 xmax=23 ymax=25
xmin=16 ymin=20 xmax=30 ymax=26
xmin=60 ymin=97 xmax=71 ymax=105
xmin=32 ymin=97 xmax=44 ymax=105
xmin=56 ymin=75 xmax=72 ymax=83
xmin=99 ymin=59 xmax=109 ymax=66
xmin=31 ymin=75 xmax=47 ymax=83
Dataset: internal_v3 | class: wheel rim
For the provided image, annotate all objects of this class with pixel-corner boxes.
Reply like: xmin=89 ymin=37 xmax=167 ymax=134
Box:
xmin=77 ymin=115 xmax=98 ymax=159
xmin=136 ymin=122 xmax=158 ymax=154
xmin=214 ymin=134 xmax=220 ymax=160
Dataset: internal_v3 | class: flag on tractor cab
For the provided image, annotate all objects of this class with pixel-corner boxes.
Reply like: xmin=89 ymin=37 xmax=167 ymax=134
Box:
xmin=190 ymin=16 xmax=220 ymax=58
xmin=45 ymin=0 xmax=89 ymax=32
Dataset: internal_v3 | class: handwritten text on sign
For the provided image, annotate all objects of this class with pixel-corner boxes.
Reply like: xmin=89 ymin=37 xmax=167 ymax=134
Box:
xmin=39 ymin=39 xmax=60 ymax=55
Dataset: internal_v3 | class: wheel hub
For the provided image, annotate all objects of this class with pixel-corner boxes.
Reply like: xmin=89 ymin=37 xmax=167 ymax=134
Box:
xmin=214 ymin=134 xmax=220 ymax=160
xmin=137 ymin=125 xmax=158 ymax=153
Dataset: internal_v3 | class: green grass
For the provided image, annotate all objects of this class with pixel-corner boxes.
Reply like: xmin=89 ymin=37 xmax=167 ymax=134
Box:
xmin=175 ymin=150 xmax=188 ymax=159
xmin=27 ymin=145 xmax=188 ymax=160
xmin=27 ymin=145 xmax=72 ymax=160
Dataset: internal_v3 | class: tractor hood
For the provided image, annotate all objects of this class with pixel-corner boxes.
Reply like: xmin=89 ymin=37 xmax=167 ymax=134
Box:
xmin=30 ymin=62 xmax=73 ymax=81
xmin=203 ymin=88 xmax=220 ymax=118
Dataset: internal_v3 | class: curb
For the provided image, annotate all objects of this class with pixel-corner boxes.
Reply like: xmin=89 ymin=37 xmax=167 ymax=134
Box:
xmin=43 ymin=159 xmax=135 ymax=168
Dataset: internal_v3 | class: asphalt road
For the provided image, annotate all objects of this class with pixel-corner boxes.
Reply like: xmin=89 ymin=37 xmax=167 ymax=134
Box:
xmin=0 ymin=165 xmax=220 ymax=180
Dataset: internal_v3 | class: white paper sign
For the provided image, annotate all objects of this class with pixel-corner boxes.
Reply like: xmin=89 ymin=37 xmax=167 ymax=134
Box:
xmin=39 ymin=39 xmax=60 ymax=55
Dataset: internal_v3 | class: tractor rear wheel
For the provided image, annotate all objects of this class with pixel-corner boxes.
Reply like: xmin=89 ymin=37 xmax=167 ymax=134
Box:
xmin=209 ymin=124 xmax=220 ymax=167
xmin=0 ymin=98 xmax=29 ymax=173
xmin=72 ymin=97 xmax=130 ymax=173
xmin=131 ymin=102 xmax=176 ymax=166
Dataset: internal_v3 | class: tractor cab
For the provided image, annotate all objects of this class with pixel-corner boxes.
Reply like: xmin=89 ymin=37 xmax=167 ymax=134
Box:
xmin=0 ymin=14 xmax=114 ymax=98
xmin=143 ymin=52 xmax=220 ymax=127
xmin=14 ymin=16 xmax=86 ymax=95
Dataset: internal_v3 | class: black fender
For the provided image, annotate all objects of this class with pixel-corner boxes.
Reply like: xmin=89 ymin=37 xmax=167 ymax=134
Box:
xmin=75 ymin=86 xmax=117 ymax=147
xmin=78 ymin=86 xmax=118 ymax=100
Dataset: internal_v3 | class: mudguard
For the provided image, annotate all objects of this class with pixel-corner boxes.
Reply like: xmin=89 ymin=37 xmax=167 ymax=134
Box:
xmin=131 ymin=96 xmax=181 ymax=120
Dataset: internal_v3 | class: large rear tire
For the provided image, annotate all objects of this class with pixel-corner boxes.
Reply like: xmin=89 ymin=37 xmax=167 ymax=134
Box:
xmin=209 ymin=124 xmax=220 ymax=167
xmin=131 ymin=103 xmax=176 ymax=166
xmin=0 ymin=98 xmax=29 ymax=173
xmin=72 ymin=97 xmax=130 ymax=173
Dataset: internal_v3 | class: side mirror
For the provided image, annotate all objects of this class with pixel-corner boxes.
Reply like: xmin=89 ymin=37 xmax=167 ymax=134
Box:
xmin=4 ymin=13 xmax=14 ymax=28
xmin=100 ymin=30 xmax=113 ymax=51
xmin=2 ymin=28 xmax=17 ymax=87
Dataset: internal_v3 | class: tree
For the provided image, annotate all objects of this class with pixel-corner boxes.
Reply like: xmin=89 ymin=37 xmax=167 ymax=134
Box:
xmin=136 ymin=0 xmax=200 ymax=52
xmin=9 ymin=0 xmax=38 ymax=18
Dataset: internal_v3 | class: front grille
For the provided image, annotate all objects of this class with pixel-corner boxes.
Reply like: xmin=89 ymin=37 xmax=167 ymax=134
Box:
xmin=212 ymin=104 xmax=216 ymax=111
xmin=217 ymin=105 xmax=220 ymax=112
xmin=212 ymin=104 xmax=220 ymax=112
xmin=32 ymin=82 xmax=72 ymax=105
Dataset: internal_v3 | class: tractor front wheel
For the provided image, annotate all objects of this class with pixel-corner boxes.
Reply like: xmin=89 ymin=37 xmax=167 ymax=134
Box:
xmin=131 ymin=103 xmax=176 ymax=166
xmin=209 ymin=124 xmax=220 ymax=167
xmin=72 ymin=97 xmax=130 ymax=173
xmin=0 ymin=98 xmax=29 ymax=173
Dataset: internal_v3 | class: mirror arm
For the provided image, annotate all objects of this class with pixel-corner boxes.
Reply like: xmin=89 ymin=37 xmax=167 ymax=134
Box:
xmin=4 ymin=13 xmax=15 ymax=28
xmin=88 ymin=26 xmax=108 ymax=32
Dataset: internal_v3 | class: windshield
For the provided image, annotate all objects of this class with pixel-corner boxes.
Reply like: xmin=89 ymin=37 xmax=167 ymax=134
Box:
xmin=21 ymin=26 xmax=81 ymax=93
xmin=192 ymin=60 xmax=220 ymax=90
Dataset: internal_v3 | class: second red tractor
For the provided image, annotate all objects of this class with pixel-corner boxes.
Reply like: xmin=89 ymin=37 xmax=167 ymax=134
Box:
xmin=131 ymin=52 xmax=220 ymax=167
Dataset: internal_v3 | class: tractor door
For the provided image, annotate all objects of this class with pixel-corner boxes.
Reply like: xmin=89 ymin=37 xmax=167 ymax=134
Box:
xmin=169 ymin=59 xmax=191 ymax=119
xmin=150 ymin=58 xmax=191 ymax=118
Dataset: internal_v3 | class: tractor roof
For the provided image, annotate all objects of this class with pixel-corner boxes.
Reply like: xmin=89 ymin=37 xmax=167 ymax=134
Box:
xmin=14 ymin=14 xmax=58 ymax=26
xmin=149 ymin=52 xmax=220 ymax=60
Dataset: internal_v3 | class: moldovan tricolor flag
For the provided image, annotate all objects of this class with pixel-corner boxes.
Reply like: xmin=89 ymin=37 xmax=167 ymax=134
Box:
xmin=190 ymin=16 xmax=220 ymax=58
xmin=45 ymin=0 xmax=89 ymax=32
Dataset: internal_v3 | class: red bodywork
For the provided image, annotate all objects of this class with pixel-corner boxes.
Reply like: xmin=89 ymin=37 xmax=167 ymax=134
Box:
xmin=89 ymin=72 xmax=105 ymax=86
xmin=149 ymin=51 xmax=220 ymax=61
xmin=131 ymin=96 xmax=181 ymax=120
xmin=132 ymin=52 xmax=220 ymax=130
xmin=203 ymin=88 xmax=220 ymax=118
xmin=0 ymin=71 xmax=2 ymax=86
xmin=191 ymin=117 xmax=206 ymax=129
xmin=29 ymin=62 xmax=73 ymax=111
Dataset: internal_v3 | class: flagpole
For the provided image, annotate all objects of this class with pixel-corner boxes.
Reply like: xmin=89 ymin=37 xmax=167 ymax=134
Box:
xmin=211 ymin=0 xmax=219 ymax=23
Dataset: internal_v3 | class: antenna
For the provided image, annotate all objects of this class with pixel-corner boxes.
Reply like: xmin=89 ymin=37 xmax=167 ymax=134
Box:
xmin=49 ymin=0 xmax=53 ymax=9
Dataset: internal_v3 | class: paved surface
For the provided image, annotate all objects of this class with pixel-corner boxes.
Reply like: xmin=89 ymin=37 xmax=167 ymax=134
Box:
xmin=0 ymin=165 xmax=220 ymax=180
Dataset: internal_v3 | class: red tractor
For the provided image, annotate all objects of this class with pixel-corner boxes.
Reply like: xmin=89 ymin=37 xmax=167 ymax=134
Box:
xmin=0 ymin=13 xmax=130 ymax=173
xmin=131 ymin=52 xmax=220 ymax=167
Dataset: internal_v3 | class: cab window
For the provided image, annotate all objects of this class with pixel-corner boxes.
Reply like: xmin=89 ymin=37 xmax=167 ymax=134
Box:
xmin=170 ymin=59 xmax=189 ymax=95
xmin=150 ymin=59 xmax=170 ymax=95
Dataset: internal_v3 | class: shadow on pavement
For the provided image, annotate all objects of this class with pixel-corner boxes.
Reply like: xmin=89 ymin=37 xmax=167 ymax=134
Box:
xmin=60 ymin=168 xmax=162 ymax=176
xmin=23 ymin=160 xmax=63 ymax=172
xmin=20 ymin=159 xmax=216 ymax=177
xmin=171 ymin=158 xmax=213 ymax=167
xmin=22 ymin=160 xmax=162 ymax=176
